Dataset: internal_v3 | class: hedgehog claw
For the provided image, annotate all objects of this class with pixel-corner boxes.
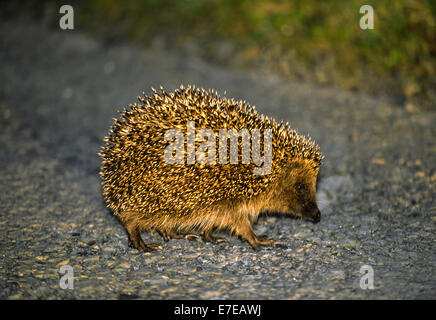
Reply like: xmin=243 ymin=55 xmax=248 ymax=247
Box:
xmin=246 ymin=234 xmax=276 ymax=249
xmin=248 ymin=238 xmax=275 ymax=250
xmin=257 ymin=235 xmax=276 ymax=245
xmin=142 ymin=242 xmax=163 ymax=251
xmin=157 ymin=229 xmax=200 ymax=242
xmin=201 ymin=231 xmax=226 ymax=243
xmin=128 ymin=237 xmax=162 ymax=252
xmin=184 ymin=234 xmax=200 ymax=241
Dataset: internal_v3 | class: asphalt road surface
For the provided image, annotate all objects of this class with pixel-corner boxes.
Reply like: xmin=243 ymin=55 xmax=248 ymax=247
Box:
xmin=0 ymin=17 xmax=435 ymax=299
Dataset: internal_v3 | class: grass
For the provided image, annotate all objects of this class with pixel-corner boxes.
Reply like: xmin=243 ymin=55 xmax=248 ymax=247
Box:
xmin=21 ymin=0 xmax=436 ymax=109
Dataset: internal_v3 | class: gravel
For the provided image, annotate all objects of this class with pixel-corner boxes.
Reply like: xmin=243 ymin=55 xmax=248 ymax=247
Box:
xmin=0 ymin=17 xmax=435 ymax=299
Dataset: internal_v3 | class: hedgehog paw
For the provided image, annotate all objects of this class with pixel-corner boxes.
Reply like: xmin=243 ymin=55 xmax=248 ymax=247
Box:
xmin=128 ymin=236 xmax=162 ymax=252
xmin=257 ymin=237 xmax=276 ymax=246
xmin=157 ymin=229 xmax=200 ymax=242
xmin=247 ymin=236 xmax=276 ymax=250
xmin=142 ymin=242 xmax=163 ymax=251
xmin=184 ymin=234 xmax=201 ymax=241
xmin=201 ymin=231 xmax=226 ymax=244
xmin=257 ymin=235 xmax=276 ymax=245
xmin=128 ymin=239 xmax=162 ymax=252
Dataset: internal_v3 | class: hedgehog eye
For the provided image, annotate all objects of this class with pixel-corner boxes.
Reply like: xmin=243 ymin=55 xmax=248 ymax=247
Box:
xmin=295 ymin=183 xmax=307 ymax=194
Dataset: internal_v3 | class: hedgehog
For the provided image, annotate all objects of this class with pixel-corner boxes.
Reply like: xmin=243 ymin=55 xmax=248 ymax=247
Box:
xmin=100 ymin=85 xmax=323 ymax=251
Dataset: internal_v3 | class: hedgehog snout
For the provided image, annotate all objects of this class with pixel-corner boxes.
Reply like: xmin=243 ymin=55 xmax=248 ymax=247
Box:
xmin=312 ymin=209 xmax=321 ymax=224
xmin=301 ymin=203 xmax=321 ymax=224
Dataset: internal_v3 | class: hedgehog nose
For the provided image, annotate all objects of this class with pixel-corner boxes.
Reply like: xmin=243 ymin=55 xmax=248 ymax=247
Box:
xmin=312 ymin=209 xmax=321 ymax=223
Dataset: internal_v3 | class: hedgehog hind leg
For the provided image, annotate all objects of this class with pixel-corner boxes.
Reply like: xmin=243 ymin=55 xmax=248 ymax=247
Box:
xmin=200 ymin=229 xmax=226 ymax=243
xmin=123 ymin=211 xmax=162 ymax=252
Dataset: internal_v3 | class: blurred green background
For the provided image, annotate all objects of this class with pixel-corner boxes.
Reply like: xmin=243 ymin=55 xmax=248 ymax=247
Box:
xmin=17 ymin=0 xmax=436 ymax=109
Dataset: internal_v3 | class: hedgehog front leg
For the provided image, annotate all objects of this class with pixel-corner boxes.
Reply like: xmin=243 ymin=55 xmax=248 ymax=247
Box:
xmin=234 ymin=217 xmax=275 ymax=250
xmin=123 ymin=211 xmax=162 ymax=252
